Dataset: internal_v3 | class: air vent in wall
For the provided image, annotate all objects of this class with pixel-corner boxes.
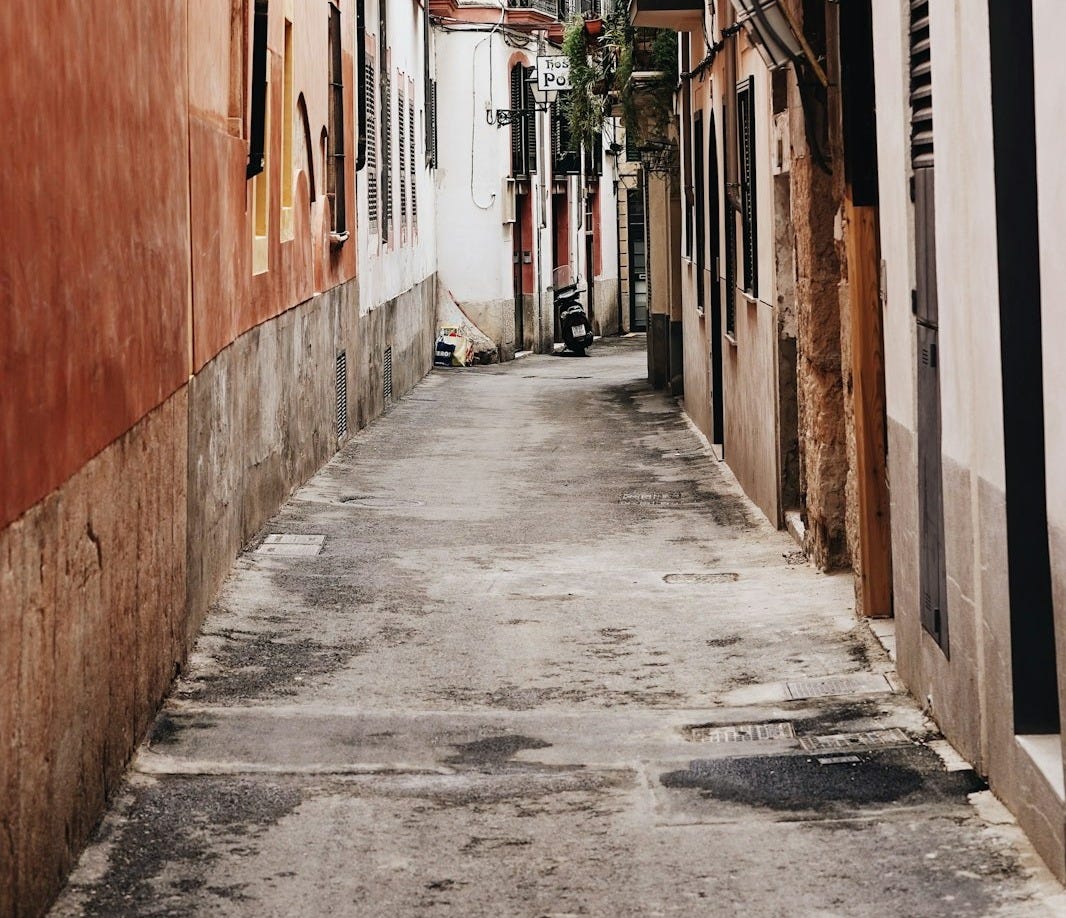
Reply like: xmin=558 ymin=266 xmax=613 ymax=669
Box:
xmin=336 ymin=351 xmax=348 ymax=438
xmin=383 ymin=345 xmax=394 ymax=406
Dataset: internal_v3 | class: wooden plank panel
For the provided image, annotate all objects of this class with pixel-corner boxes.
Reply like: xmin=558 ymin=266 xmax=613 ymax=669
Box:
xmin=846 ymin=197 xmax=893 ymax=618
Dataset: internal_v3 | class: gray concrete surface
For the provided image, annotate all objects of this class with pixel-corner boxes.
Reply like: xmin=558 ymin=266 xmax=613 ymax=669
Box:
xmin=52 ymin=337 xmax=1066 ymax=917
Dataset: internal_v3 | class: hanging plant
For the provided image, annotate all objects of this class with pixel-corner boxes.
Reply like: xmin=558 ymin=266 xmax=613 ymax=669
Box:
xmin=561 ymin=12 xmax=678 ymax=156
xmin=561 ymin=16 xmax=606 ymax=148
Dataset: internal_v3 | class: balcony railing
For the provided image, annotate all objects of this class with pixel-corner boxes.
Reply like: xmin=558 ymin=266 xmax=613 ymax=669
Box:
xmin=505 ymin=0 xmax=610 ymax=21
xmin=507 ymin=0 xmax=563 ymax=17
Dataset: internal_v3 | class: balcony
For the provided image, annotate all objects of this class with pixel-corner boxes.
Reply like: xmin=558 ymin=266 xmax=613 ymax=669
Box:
xmin=628 ymin=0 xmax=702 ymax=31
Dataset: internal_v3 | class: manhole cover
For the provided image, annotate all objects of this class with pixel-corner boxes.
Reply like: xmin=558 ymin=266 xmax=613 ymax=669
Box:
xmin=254 ymin=534 xmax=325 ymax=557
xmin=663 ymin=572 xmax=740 ymax=585
xmin=684 ymin=722 xmax=796 ymax=744
xmin=785 ymin=673 xmax=894 ymax=700
xmin=620 ymin=491 xmax=687 ymax=505
xmin=340 ymin=496 xmax=426 ymax=510
xmin=799 ymin=728 xmax=911 ymax=752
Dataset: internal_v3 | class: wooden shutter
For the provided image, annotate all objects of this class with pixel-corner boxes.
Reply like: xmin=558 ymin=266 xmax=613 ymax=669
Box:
xmin=738 ymin=76 xmax=758 ymax=298
xmin=409 ymin=96 xmax=417 ymax=225
xmin=911 ymin=0 xmax=947 ymax=651
xmin=398 ymin=82 xmax=407 ymax=222
xmin=523 ymin=66 xmax=537 ymax=174
xmin=510 ymin=65 xmax=523 ymax=176
xmin=366 ymin=52 xmax=378 ymax=227
xmin=694 ymin=111 xmax=705 ymax=315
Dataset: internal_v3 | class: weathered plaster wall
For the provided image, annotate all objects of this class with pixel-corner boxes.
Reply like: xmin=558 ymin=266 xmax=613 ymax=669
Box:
xmin=786 ymin=2 xmax=847 ymax=569
xmin=351 ymin=276 xmax=437 ymax=429
xmin=718 ymin=44 xmax=785 ymax=526
xmin=0 ymin=392 xmax=188 ymax=917
xmin=875 ymin=0 xmax=1066 ymax=882
xmin=592 ymin=278 xmax=621 ymax=337
xmin=187 ymin=287 xmax=345 ymax=632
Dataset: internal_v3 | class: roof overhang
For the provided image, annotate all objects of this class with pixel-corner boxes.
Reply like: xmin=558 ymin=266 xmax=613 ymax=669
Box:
xmin=628 ymin=0 xmax=703 ymax=31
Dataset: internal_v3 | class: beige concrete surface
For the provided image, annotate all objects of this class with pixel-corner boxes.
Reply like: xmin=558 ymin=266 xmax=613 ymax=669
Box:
xmin=51 ymin=338 xmax=1066 ymax=917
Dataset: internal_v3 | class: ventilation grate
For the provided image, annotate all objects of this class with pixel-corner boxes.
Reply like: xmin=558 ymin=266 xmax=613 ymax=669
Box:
xmin=336 ymin=351 xmax=348 ymax=438
xmin=383 ymin=345 xmax=394 ymax=405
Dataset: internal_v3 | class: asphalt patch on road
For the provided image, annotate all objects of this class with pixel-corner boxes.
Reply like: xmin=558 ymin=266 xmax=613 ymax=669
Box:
xmin=193 ymin=629 xmax=367 ymax=703
xmin=445 ymin=734 xmax=553 ymax=769
xmin=659 ymin=746 xmax=987 ymax=817
xmin=69 ymin=777 xmax=302 ymax=917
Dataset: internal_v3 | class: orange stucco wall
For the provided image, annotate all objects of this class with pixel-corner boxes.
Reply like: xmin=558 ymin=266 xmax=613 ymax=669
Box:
xmin=0 ymin=2 xmax=192 ymax=529
xmin=0 ymin=0 xmax=362 ymax=528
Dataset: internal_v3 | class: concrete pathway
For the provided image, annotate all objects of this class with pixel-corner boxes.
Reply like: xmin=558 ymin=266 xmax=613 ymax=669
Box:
xmin=53 ymin=337 xmax=1066 ymax=916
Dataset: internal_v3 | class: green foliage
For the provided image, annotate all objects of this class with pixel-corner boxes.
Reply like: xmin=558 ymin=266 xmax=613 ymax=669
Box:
xmin=561 ymin=16 xmax=606 ymax=147
xmin=560 ymin=11 xmax=678 ymax=155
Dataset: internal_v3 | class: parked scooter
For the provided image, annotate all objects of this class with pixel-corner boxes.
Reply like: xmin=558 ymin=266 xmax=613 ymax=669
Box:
xmin=556 ymin=281 xmax=594 ymax=356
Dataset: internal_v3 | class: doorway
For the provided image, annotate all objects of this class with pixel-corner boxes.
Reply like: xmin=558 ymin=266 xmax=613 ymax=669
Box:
xmin=627 ymin=187 xmax=648 ymax=331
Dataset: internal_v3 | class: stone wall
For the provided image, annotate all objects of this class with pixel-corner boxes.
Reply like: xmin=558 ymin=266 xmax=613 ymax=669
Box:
xmin=0 ymin=392 xmax=189 ymax=916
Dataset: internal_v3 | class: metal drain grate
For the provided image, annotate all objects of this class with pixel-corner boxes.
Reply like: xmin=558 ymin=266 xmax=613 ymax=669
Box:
xmin=799 ymin=728 xmax=911 ymax=752
xmin=785 ymin=673 xmax=894 ymax=700
xmin=684 ymin=722 xmax=796 ymax=744
xmin=254 ymin=534 xmax=326 ymax=557
xmin=383 ymin=345 xmax=394 ymax=405
xmin=664 ymin=572 xmax=740 ymax=585
xmin=336 ymin=352 xmax=348 ymax=438
xmin=340 ymin=495 xmax=425 ymax=510
xmin=620 ymin=491 xmax=687 ymax=506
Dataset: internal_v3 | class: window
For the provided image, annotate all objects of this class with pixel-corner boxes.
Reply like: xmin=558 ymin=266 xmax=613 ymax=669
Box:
xmin=247 ymin=0 xmax=269 ymax=179
xmin=366 ymin=52 xmax=378 ymax=229
xmin=281 ymin=18 xmax=294 ymax=240
xmin=724 ymin=98 xmax=737 ymax=336
xmin=327 ymin=3 xmax=347 ymax=239
xmin=510 ymin=64 xmax=537 ymax=177
xmin=409 ymin=91 xmax=417 ymax=227
xmin=379 ymin=0 xmax=392 ymax=242
xmin=398 ymin=80 xmax=407 ymax=224
xmin=249 ymin=0 xmax=270 ymax=274
xmin=910 ymin=0 xmax=947 ymax=651
xmin=693 ymin=111 xmax=705 ymax=315
xmin=737 ymin=76 xmax=758 ymax=297
xmin=552 ymin=103 xmax=579 ymax=174
xmin=427 ymin=78 xmax=438 ymax=169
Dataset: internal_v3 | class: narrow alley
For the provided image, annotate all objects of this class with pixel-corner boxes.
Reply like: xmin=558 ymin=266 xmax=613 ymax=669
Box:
xmin=50 ymin=340 xmax=1064 ymax=916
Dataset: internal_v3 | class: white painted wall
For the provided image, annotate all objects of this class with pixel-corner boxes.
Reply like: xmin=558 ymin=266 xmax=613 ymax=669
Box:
xmin=871 ymin=0 xmax=915 ymax=431
xmin=434 ymin=29 xmax=522 ymax=306
xmin=926 ymin=1 xmax=1002 ymax=487
xmin=357 ymin=0 xmax=437 ymax=316
xmin=1034 ymin=0 xmax=1066 ymax=530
